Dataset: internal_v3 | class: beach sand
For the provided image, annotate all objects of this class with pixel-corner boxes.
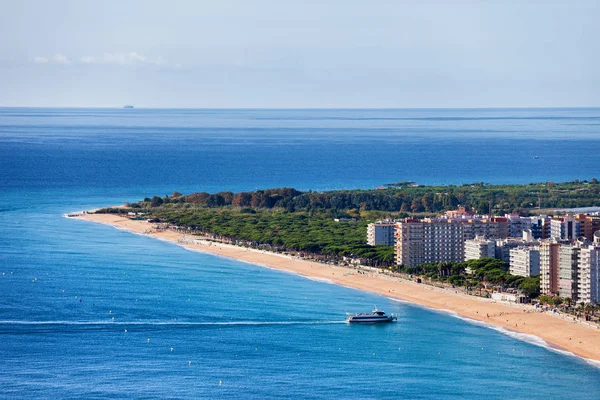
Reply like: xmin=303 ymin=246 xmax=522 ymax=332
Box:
xmin=74 ymin=212 xmax=600 ymax=363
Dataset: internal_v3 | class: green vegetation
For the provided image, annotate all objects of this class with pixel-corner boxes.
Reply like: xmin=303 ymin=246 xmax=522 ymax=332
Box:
xmin=96 ymin=179 xmax=599 ymax=296
xmin=394 ymin=258 xmax=541 ymax=298
xmin=129 ymin=179 xmax=599 ymax=215
xmin=115 ymin=207 xmax=396 ymax=266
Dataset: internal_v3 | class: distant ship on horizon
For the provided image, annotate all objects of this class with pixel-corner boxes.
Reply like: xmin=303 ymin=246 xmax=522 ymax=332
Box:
xmin=123 ymin=105 xmax=134 ymax=109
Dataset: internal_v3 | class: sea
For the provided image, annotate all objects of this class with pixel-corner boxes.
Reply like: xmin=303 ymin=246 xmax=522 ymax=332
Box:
xmin=1 ymin=107 xmax=600 ymax=399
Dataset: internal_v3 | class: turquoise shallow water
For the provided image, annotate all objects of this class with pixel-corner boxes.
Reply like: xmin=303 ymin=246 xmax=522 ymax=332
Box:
xmin=1 ymin=108 xmax=600 ymax=399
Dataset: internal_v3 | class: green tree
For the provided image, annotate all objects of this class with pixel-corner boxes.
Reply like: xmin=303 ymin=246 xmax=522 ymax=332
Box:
xmin=150 ymin=196 xmax=163 ymax=207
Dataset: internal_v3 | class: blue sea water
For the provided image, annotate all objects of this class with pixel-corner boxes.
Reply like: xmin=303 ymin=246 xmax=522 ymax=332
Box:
xmin=1 ymin=108 xmax=600 ymax=399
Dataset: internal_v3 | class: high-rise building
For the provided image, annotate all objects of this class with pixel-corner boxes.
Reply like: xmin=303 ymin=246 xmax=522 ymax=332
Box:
xmin=558 ymin=245 xmax=580 ymax=300
xmin=367 ymin=222 xmax=396 ymax=246
xmin=464 ymin=236 xmax=496 ymax=261
xmin=576 ymin=214 xmax=600 ymax=241
xmin=551 ymin=216 xmax=581 ymax=240
xmin=577 ymin=233 xmax=600 ymax=304
xmin=540 ymin=241 xmax=560 ymax=295
xmin=395 ymin=219 xmax=464 ymax=267
xmin=509 ymin=247 xmax=541 ymax=277
xmin=462 ymin=217 xmax=509 ymax=240
xmin=505 ymin=214 xmax=532 ymax=238
xmin=494 ymin=239 xmax=532 ymax=264
xmin=395 ymin=215 xmax=509 ymax=268
xmin=529 ymin=215 xmax=550 ymax=239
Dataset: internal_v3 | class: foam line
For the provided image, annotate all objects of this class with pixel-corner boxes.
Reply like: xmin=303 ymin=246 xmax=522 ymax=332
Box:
xmin=0 ymin=320 xmax=346 ymax=327
xmin=388 ymin=299 xmax=600 ymax=369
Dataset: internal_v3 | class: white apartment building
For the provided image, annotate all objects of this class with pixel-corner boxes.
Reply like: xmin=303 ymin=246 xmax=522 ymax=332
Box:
xmin=505 ymin=214 xmax=532 ymax=238
xmin=509 ymin=247 xmax=540 ymax=277
xmin=551 ymin=216 xmax=581 ymax=240
xmin=461 ymin=217 xmax=509 ymax=241
xmin=464 ymin=235 xmax=496 ymax=261
xmin=494 ymin=239 xmax=530 ymax=264
xmin=367 ymin=222 xmax=396 ymax=246
xmin=577 ymin=233 xmax=600 ymax=304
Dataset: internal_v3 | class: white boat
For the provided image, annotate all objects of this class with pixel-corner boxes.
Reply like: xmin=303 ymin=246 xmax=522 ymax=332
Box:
xmin=346 ymin=307 xmax=397 ymax=324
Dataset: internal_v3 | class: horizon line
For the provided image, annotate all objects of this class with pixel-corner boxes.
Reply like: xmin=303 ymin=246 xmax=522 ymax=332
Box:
xmin=1 ymin=106 xmax=600 ymax=110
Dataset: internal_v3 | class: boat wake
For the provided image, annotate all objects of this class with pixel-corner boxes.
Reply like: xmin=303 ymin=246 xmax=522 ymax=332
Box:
xmin=0 ymin=319 xmax=347 ymax=333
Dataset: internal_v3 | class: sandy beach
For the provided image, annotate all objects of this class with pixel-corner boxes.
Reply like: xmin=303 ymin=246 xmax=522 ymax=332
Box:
xmin=73 ymin=212 xmax=600 ymax=363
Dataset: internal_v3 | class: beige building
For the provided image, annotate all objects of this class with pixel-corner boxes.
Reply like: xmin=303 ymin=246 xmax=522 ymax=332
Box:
xmin=576 ymin=214 xmax=600 ymax=241
xmin=558 ymin=245 xmax=580 ymax=301
xmin=395 ymin=219 xmax=464 ymax=267
xmin=462 ymin=217 xmax=509 ymax=241
xmin=395 ymin=216 xmax=510 ymax=268
xmin=539 ymin=241 xmax=560 ymax=295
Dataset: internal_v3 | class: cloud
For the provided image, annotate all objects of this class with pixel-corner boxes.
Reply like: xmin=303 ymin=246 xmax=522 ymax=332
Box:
xmin=79 ymin=52 xmax=165 ymax=66
xmin=79 ymin=55 xmax=97 ymax=64
xmin=52 ymin=54 xmax=71 ymax=64
xmin=33 ymin=54 xmax=71 ymax=64
xmin=33 ymin=52 xmax=178 ymax=68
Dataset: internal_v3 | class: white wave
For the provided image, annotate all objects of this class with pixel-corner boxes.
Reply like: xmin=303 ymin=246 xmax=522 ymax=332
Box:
xmin=387 ymin=299 xmax=600 ymax=369
xmin=0 ymin=320 xmax=346 ymax=327
xmin=303 ymin=276 xmax=334 ymax=284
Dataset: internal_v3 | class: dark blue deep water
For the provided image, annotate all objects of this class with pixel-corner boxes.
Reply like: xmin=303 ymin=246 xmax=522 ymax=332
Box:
xmin=1 ymin=108 xmax=600 ymax=399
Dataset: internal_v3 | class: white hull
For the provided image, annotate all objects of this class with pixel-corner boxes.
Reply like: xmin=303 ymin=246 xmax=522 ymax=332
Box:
xmin=347 ymin=317 xmax=395 ymax=324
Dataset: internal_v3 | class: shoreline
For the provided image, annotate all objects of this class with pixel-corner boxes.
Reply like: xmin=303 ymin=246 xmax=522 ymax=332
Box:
xmin=71 ymin=212 xmax=600 ymax=364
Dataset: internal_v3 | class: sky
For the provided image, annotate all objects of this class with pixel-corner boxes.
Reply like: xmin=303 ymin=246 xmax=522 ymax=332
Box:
xmin=0 ymin=0 xmax=599 ymax=108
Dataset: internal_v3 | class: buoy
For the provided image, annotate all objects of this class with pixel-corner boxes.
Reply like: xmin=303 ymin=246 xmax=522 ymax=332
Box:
xmin=219 ymin=380 xmax=222 ymax=385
